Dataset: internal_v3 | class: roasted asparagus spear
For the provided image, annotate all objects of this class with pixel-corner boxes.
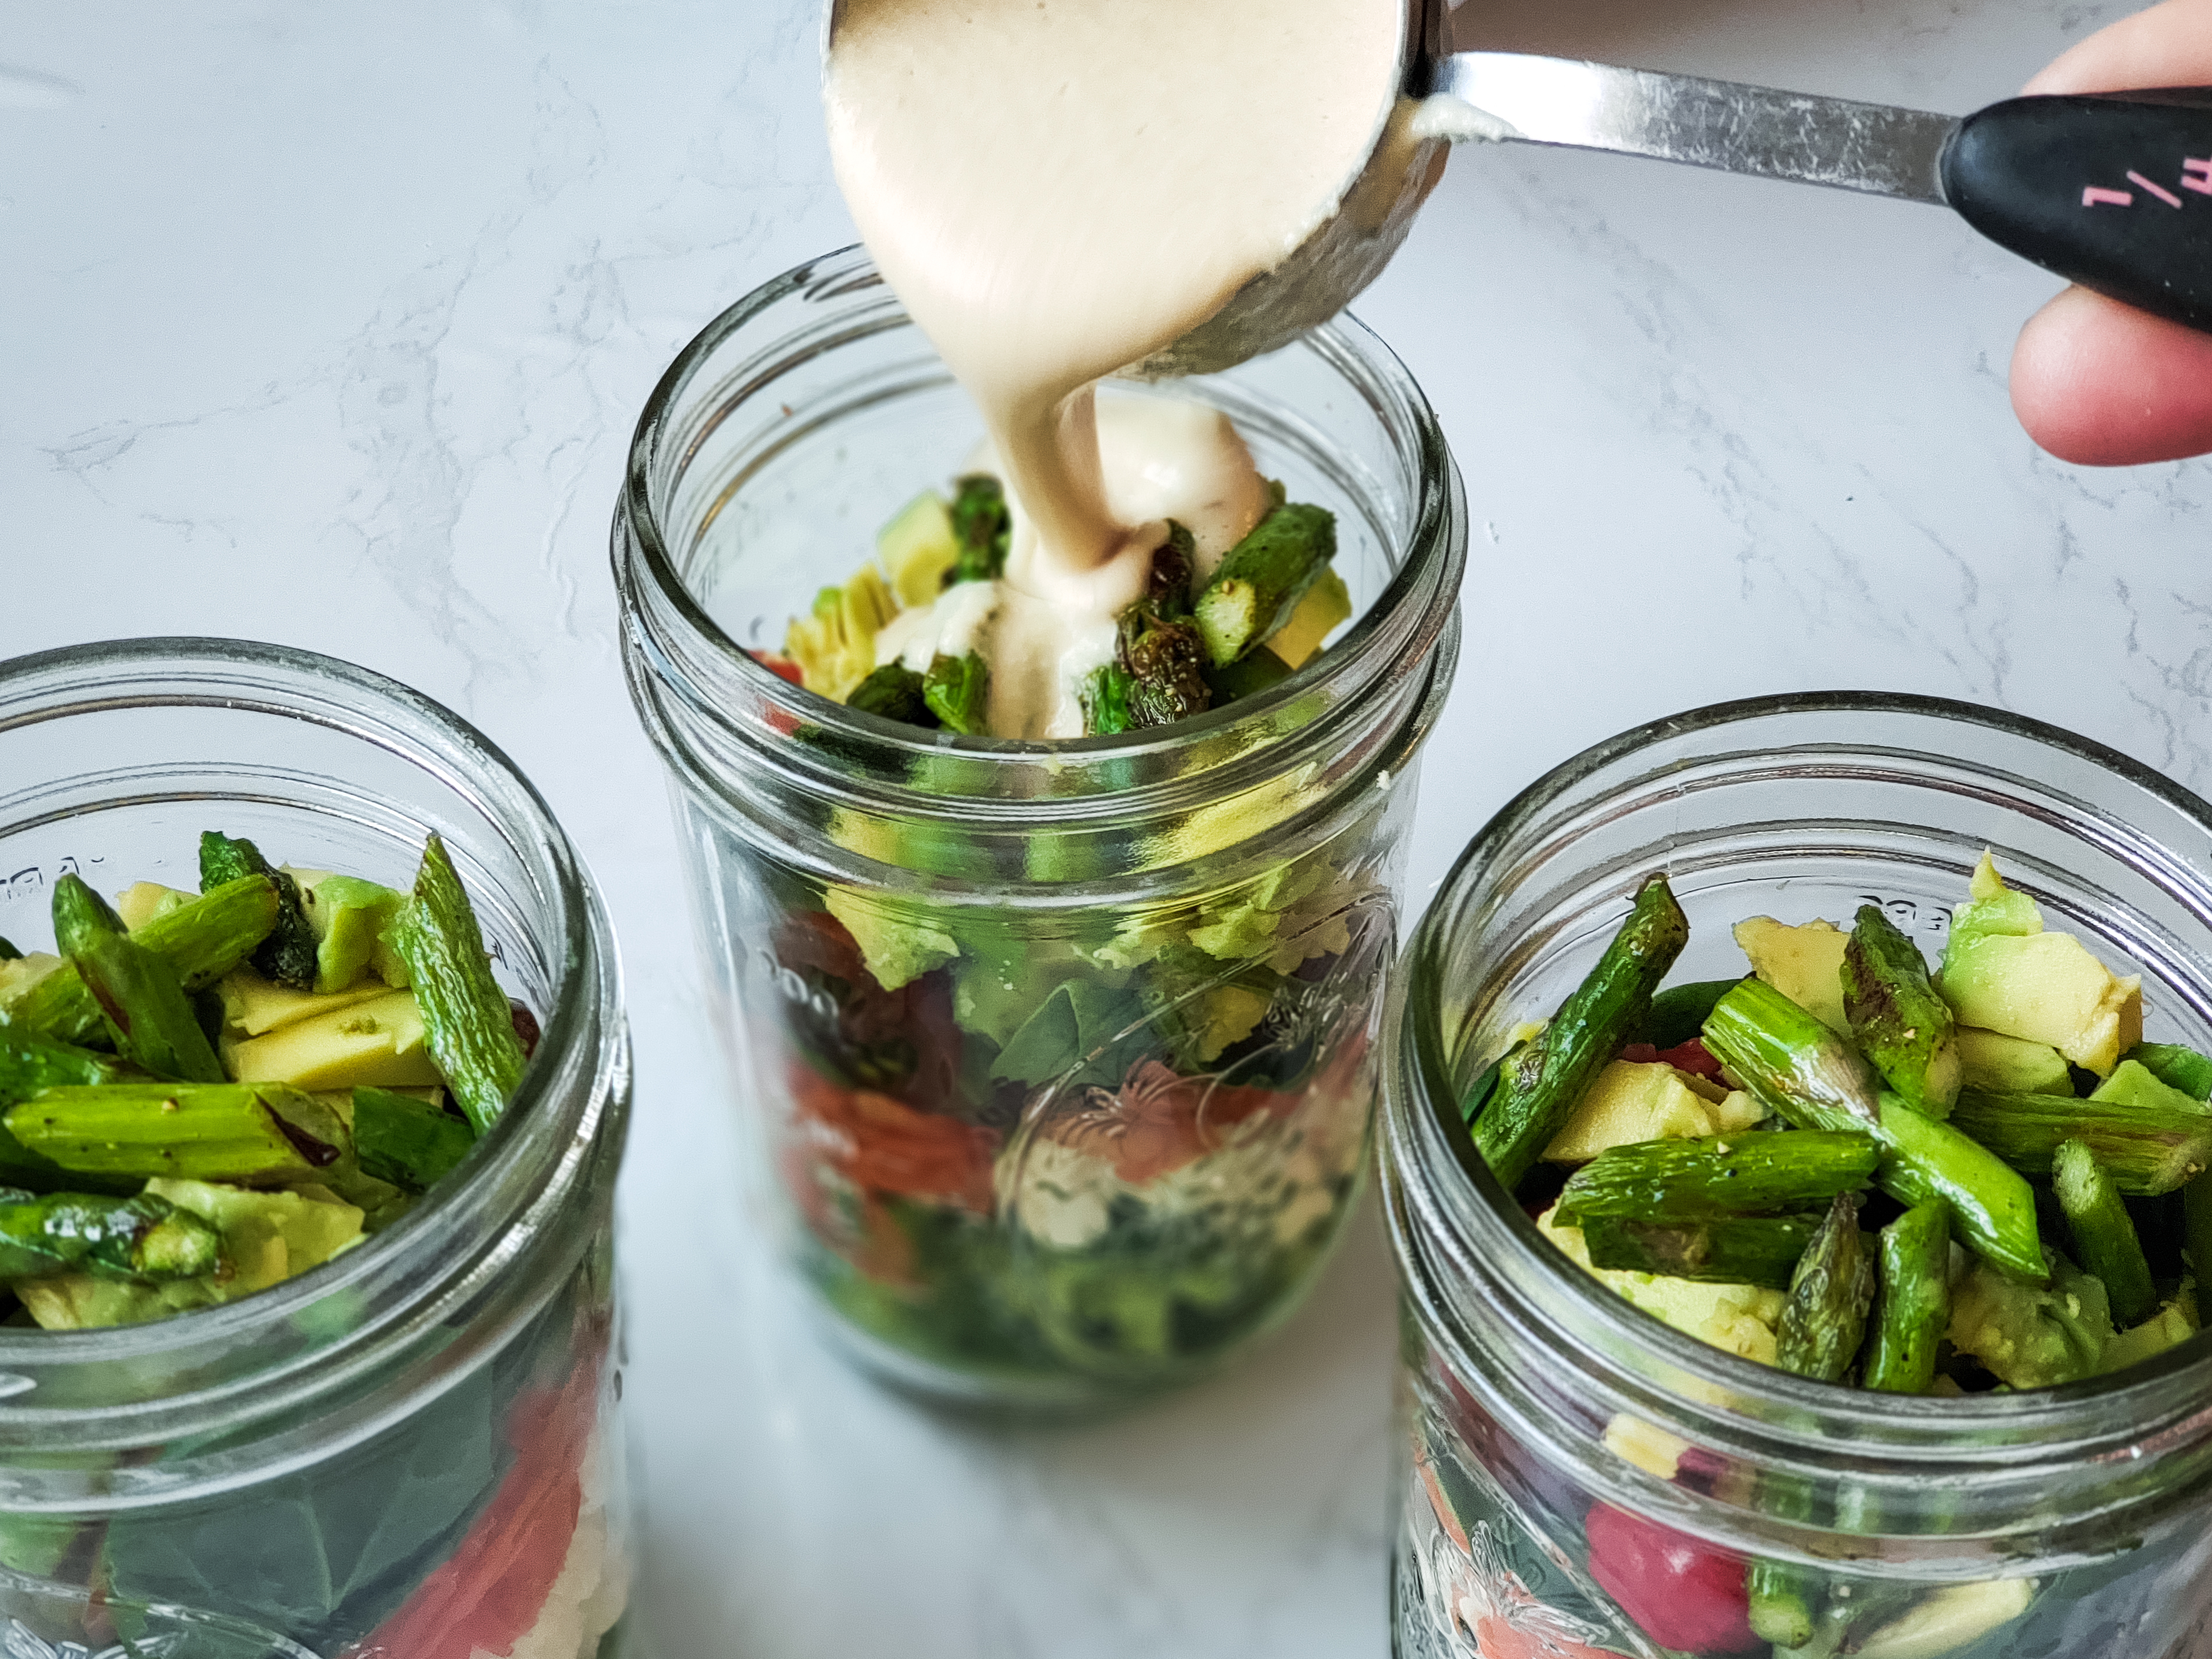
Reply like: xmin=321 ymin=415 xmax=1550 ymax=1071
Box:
xmin=1192 ymin=500 xmax=1336 ymax=667
xmin=1554 ymin=1131 xmax=1878 ymax=1224
xmin=1705 ymin=980 xmax=2044 ymax=1281
xmin=1861 ymin=1202 xmax=1951 ymax=1394
xmin=1475 ymin=875 xmax=1689 ymax=1191
xmin=200 ymin=831 xmax=319 ymax=991
xmin=2054 ymin=1137 xmax=2158 ymax=1327
xmin=389 ymin=834 xmax=528 ymax=1135
xmin=1841 ymin=904 xmax=1960 ymax=1117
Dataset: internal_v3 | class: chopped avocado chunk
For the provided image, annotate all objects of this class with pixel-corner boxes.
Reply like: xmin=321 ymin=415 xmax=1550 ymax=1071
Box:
xmin=1945 ymin=850 xmax=2046 ymax=952
xmin=1733 ymin=916 xmax=1849 ymax=1033
xmin=1264 ymin=566 xmax=1351 ymax=670
xmin=1938 ymin=854 xmax=2142 ymax=1075
xmin=2100 ymin=1297 xmax=2199 ymax=1374
xmin=1942 ymin=933 xmax=2142 ymax=1076
xmin=113 ymin=882 xmax=193 ymax=932
xmin=2086 ymin=1057 xmax=2212 ymax=1148
xmin=222 ymin=987 xmax=442 ymax=1091
xmin=823 ymin=887 xmax=958 ymax=992
xmin=15 ymin=1277 xmax=183 ymax=1331
xmin=1539 ymin=1206 xmax=1784 ymax=1364
xmin=1542 ymin=1058 xmax=1760 ymax=1163
xmin=1947 ymin=1246 xmax=2112 ymax=1388
xmin=1955 ymin=1026 xmax=2074 ymax=1095
xmin=216 ymin=965 xmax=390 ymax=1038
xmin=2127 ymin=1042 xmax=2212 ymax=1102
xmin=0 ymin=952 xmax=63 ymax=1013
xmin=293 ymin=870 xmax=410 ymax=993
xmin=146 ymin=1177 xmax=363 ymax=1290
xmin=783 ymin=566 xmax=898 ymax=702
xmin=876 ymin=489 xmax=961 ymax=605
xmin=0 ymin=1513 xmax=76 ymax=1578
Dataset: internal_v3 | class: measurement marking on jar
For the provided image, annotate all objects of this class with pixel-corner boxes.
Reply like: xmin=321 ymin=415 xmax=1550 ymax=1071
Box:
xmin=1856 ymin=894 xmax=1952 ymax=934
xmin=4 ymin=856 xmax=105 ymax=902
xmin=761 ymin=950 xmax=842 ymax=1023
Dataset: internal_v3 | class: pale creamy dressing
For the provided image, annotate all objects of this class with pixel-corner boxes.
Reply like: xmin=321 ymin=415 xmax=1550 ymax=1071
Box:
xmin=876 ymin=396 xmax=1276 ymax=738
xmin=825 ymin=0 xmax=1402 ymax=738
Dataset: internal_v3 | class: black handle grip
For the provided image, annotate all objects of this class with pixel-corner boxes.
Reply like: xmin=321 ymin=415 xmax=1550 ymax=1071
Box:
xmin=1941 ymin=88 xmax=2212 ymax=334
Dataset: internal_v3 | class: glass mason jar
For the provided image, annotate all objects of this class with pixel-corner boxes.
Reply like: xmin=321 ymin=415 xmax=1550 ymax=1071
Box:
xmin=614 ymin=246 xmax=1465 ymax=1411
xmin=0 ymin=640 xmax=633 ymax=1658
xmin=1381 ymin=693 xmax=2212 ymax=1659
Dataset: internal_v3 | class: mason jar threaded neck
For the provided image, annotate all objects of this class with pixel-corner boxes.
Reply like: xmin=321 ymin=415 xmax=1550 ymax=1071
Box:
xmin=612 ymin=244 xmax=1467 ymax=884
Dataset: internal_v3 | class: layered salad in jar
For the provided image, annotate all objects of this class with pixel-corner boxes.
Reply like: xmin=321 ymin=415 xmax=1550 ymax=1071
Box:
xmin=750 ymin=431 xmax=1393 ymax=1392
xmin=1407 ymin=853 xmax=2212 ymax=1659
xmin=0 ymin=831 xmax=624 ymax=1658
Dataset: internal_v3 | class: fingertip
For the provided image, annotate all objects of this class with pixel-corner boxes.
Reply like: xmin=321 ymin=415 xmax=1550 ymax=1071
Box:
xmin=2011 ymin=287 xmax=2212 ymax=467
xmin=2021 ymin=0 xmax=2212 ymax=94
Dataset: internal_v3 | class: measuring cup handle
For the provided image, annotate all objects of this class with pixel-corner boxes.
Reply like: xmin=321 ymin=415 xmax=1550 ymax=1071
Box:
xmin=1943 ymin=88 xmax=2212 ymax=335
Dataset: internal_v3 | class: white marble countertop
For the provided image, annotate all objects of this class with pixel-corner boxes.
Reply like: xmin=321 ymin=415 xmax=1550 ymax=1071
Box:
xmin=3 ymin=1 xmax=2207 ymax=1653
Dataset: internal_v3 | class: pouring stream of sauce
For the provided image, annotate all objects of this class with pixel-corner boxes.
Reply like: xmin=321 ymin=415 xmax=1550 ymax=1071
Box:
xmin=825 ymin=0 xmax=1403 ymax=734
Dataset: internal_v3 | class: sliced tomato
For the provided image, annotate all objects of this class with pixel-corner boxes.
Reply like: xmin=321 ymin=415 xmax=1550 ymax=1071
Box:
xmin=752 ymin=651 xmax=805 ymax=686
xmin=787 ymin=1060 xmax=999 ymax=1213
xmin=342 ymin=1347 xmax=602 ymax=1659
xmin=509 ymin=1000 xmax=541 ymax=1060
xmin=1656 ymin=1036 xmax=1724 ymax=1078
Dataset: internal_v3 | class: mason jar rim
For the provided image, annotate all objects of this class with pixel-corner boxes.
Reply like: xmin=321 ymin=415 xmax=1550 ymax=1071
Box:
xmin=0 ymin=637 xmax=619 ymax=1437
xmin=1390 ymin=688 xmax=2212 ymax=1461
xmin=613 ymin=241 xmax=1464 ymax=803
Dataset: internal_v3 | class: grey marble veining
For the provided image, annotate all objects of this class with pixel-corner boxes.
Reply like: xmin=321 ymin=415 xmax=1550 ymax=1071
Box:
xmin=2 ymin=0 xmax=2207 ymax=1654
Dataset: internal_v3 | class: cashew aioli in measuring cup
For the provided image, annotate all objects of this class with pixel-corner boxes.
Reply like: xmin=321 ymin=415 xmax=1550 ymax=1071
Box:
xmin=824 ymin=0 xmax=1408 ymax=737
